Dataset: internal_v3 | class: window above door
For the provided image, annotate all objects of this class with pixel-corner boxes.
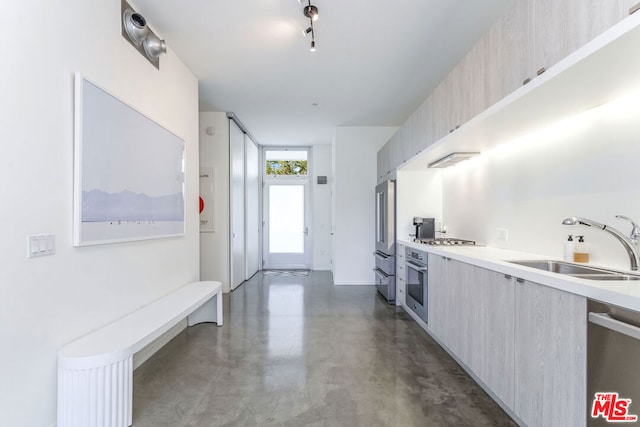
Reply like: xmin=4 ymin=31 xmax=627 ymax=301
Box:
xmin=265 ymin=149 xmax=308 ymax=177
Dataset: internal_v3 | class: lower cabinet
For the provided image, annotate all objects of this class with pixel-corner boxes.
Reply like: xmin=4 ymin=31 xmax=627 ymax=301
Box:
xmin=429 ymin=256 xmax=515 ymax=408
xmin=396 ymin=243 xmax=406 ymax=307
xmin=514 ymin=279 xmax=587 ymax=427
xmin=427 ymin=255 xmax=586 ymax=427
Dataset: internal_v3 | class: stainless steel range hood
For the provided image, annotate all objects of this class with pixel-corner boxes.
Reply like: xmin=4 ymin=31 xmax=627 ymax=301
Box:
xmin=427 ymin=152 xmax=480 ymax=168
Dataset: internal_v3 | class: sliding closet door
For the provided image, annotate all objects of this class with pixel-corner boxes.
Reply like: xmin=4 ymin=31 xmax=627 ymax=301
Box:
xmin=229 ymin=120 xmax=245 ymax=290
xmin=245 ymin=136 xmax=260 ymax=279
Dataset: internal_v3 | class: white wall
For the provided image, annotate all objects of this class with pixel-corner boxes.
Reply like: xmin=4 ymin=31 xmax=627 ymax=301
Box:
xmin=332 ymin=127 xmax=399 ymax=284
xmin=0 ymin=2 xmax=199 ymax=426
xmin=312 ymin=144 xmax=333 ymax=270
xmin=396 ymin=170 xmax=443 ymax=241
xmin=199 ymin=112 xmax=231 ymax=291
xmin=442 ymin=94 xmax=640 ymax=270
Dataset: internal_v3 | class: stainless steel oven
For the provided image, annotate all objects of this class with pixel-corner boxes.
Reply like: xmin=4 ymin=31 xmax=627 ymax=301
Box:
xmin=405 ymin=247 xmax=428 ymax=322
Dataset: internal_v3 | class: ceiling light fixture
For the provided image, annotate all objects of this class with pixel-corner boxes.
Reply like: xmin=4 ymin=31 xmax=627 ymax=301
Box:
xmin=304 ymin=5 xmax=319 ymax=21
xmin=299 ymin=0 xmax=319 ymax=52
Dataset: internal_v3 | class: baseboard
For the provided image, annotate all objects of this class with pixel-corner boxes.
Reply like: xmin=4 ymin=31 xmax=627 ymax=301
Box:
xmin=133 ymin=319 xmax=187 ymax=370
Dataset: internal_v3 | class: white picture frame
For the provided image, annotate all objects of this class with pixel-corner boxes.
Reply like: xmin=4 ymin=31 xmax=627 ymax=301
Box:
xmin=73 ymin=73 xmax=186 ymax=246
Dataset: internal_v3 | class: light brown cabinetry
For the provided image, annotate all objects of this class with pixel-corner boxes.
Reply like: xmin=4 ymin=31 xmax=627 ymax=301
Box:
xmin=534 ymin=0 xmax=636 ymax=77
xmin=428 ymin=256 xmax=514 ymax=408
xmin=514 ymin=279 xmax=587 ymax=427
xmin=409 ymin=96 xmax=435 ymax=157
xmin=396 ymin=243 xmax=406 ymax=306
xmin=375 ymin=0 xmax=639 ymax=181
xmin=496 ymin=0 xmax=535 ymax=92
xmin=427 ymin=255 xmax=587 ymax=426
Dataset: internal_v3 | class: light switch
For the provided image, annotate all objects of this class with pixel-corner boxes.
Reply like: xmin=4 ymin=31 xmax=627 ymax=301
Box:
xmin=496 ymin=228 xmax=509 ymax=241
xmin=27 ymin=234 xmax=55 ymax=258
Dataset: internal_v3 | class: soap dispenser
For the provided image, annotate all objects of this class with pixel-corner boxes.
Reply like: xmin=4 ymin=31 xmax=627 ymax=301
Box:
xmin=573 ymin=235 xmax=590 ymax=263
xmin=563 ymin=235 xmax=574 ymax=261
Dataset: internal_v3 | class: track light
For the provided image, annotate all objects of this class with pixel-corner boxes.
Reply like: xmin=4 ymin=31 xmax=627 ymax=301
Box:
xmin=304 ymin=5 xmax=319 ymax=21
xmin=299 ymin=0 xmax=319 ymax=52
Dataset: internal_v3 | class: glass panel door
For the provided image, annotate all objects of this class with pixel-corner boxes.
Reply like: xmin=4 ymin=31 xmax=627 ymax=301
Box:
xmin=263 ymin=182 xmax=310 ymax=269
xmin=269 ymin=185 xmax=304 ymax=254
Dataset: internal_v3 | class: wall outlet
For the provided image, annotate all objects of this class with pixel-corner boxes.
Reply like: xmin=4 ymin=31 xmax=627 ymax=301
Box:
xmin=496 ymin=228 xmax=509 ymax=241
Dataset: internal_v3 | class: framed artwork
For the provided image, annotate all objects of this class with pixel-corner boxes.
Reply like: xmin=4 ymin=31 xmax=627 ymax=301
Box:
xmin=199 ymin=167 xmax=214 ymax=232
xmin=73 ymin=73 xmax=185 ymax=246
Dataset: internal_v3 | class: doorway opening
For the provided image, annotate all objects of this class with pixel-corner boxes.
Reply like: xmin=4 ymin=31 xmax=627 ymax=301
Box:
xmin=262 ymin=148 xmax=312 ymax=270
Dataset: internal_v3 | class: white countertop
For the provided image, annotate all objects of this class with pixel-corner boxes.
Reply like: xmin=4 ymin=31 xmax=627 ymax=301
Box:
xmin=398 ymin=239 xmax=640 ymax=312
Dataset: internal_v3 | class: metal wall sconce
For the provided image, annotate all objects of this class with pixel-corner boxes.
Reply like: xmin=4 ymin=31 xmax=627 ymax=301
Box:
xmin=121 ymin=0 xmax=166 ymax=69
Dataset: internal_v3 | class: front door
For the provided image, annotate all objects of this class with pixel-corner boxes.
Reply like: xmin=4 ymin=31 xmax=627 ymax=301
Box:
xmin=262 ymin=148 xmax=311 ymax=270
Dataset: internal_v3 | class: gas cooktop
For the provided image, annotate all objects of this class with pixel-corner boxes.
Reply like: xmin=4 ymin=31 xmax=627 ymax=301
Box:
xmin=413 ymin=237 xmax=477 ymax=246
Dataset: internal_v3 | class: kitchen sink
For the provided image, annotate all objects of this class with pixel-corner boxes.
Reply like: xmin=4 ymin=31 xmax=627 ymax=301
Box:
xmin=508 ymin=260 xmax=640 ymax=281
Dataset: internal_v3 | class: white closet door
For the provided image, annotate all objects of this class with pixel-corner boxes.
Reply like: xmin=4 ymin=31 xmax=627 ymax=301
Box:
xmin=229 ymin=120 xmax=245 ymax=290
xmin=245 ymin=136 xmax=260 ymax=279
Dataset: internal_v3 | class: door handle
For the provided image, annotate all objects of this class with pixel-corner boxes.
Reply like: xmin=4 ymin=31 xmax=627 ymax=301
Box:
xmin=304 ymin=227 xmax=308 ymax=236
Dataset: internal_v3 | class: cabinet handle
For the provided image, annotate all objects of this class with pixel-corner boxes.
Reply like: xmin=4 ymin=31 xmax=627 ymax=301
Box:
xmin=522 ymin=77 xmax=531 ymax=85
xmin=504 ymin=274 xmax=512 ymax=280
xmin=516 ymin=278 xmax=525 ymax=283
xmin=536 ymin=67 xmax=546 ymax=76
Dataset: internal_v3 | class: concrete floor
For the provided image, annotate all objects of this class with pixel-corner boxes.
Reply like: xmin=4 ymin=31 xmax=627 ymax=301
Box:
xmin=133 ymin=271 xmax=517 ymax=426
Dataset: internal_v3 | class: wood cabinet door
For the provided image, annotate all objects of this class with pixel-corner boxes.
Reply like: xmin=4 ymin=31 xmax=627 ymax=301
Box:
xmin=468 ymin=267 xmax=515 ymax=409
xmin=431 ymin=78 xmax=456 ymax=142
xmin=496 ymin=0 xmax=535 ymax=95
xmin=396 ymin=244 xmax=406 ymax=306
xmin=534 ymin=0 xmax=633 ymax=77
xmin=427 ymin=255 xmax=451 ymax=342
xmin=514 ymin=280 xmax=587 ymax=427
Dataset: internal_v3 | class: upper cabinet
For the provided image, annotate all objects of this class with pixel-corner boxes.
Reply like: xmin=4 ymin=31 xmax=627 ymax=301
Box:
xmin=376 ymin=0 xmax=640 ymax=180
xmin=534 ymin=0 xmax=636 ymax=76
xmin=495 ymin=0 xmax=535 ymax=93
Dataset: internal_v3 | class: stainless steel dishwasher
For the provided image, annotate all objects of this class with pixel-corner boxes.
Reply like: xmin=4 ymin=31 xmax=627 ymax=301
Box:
xmin=588 ymin=300 xmax=640 ymax=426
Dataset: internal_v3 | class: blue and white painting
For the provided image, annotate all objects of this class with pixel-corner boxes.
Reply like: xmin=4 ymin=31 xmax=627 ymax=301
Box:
xmin=74 ymin=74 xmax=185 ymax=246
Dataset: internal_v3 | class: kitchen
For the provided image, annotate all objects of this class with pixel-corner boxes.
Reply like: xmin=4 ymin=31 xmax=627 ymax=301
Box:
xmin=373 ymin=3 xmax=640 ymax=426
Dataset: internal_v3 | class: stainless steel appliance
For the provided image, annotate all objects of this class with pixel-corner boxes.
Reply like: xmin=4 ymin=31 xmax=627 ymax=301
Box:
xmin=413 ymin=217 xmax=435 ymax=240
xmin=405 ymin=247 xmax=428 ymax=322
xmin=588 ymin=300 xmax=640 ymax=426
xmin=374 ymin=180 xmax=395 ymax=303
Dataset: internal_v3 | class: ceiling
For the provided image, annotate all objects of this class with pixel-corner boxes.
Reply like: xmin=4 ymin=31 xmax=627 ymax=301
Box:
xmin=134 ymin=0 xmax=513 ymax=146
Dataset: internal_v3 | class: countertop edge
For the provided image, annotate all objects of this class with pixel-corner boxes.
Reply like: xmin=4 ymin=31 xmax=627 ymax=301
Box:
xmin=398 ymin=239 xmax=640 ymax=312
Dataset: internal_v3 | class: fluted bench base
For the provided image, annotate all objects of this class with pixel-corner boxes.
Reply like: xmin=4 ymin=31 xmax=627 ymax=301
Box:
xmin=57 ymin=281 xmax=223 ymax=427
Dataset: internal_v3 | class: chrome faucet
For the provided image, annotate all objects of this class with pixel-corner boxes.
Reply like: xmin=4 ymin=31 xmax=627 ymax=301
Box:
xmin=562 ymin=216 xmax=640 ymax=271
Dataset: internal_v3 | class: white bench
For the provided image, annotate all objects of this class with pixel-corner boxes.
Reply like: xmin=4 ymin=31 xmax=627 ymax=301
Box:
xmin=57 ymin=280 xmax=223 ymax=427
